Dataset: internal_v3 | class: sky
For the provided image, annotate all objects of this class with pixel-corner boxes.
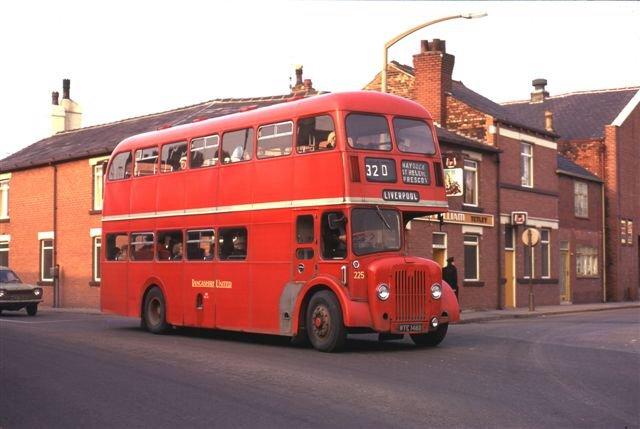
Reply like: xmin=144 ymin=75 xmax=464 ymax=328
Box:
xmin=1 ymin=1 xmax=638 ymax=159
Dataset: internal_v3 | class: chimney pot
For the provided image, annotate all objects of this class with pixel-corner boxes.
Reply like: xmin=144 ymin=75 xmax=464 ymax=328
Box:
xmin=63 ymin=79 xmax=70 ymax=99
xmin=530 ymin=78 xmax=549 ymax=103
xmin=544 ymin=110 xmax=555 ymax=132
xmin=295 ymin=66 xmax=303 ymax=87
xmin=52 ymin=91 xmax=59 ymax=106
xmin=303 ymin=79 xmax=312 ymax=89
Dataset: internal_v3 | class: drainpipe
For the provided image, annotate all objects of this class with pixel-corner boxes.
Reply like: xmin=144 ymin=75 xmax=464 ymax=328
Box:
xmin=52 ymin=163 xmax=59 ymax=308
xmin=493 ymin=123 xmax=503 ymax=309
xmin=601 ymin=182 xmax=607 ymax=302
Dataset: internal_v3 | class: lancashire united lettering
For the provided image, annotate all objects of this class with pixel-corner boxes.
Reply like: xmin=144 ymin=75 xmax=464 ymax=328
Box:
xmin=192 ymin=279 xmax=233 ymax=289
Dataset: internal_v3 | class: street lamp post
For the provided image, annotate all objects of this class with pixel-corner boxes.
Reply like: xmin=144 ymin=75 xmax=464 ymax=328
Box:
xmin=381 ymin=12 xmax=487 ymax=93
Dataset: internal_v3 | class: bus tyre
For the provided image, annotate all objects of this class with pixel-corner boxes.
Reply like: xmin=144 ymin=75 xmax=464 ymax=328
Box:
xmin=306 ymin=291 xmax=346 ymax=352
xmin=411 ymin=323 xmax=448 ymax=347
xmin=26 ymin=304 xmax=38 ymax=316
xmin=143 ymin=287 xmax=170 ymax=334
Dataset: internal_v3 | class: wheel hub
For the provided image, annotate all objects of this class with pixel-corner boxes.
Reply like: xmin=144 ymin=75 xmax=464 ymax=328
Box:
xmin=312 ymin=305 xmax=330 ymax=338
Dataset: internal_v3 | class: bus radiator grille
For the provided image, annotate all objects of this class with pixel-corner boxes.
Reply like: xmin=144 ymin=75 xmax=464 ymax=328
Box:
xmin=394 ymin=269 xmax=428 ymax=322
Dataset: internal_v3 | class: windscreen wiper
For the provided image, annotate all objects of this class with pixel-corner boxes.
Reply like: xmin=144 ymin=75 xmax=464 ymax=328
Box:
xmin=376 ymin=205 xmax=392 ymax=230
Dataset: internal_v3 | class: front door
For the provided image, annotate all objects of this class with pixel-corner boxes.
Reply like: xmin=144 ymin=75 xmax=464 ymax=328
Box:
xmin=504 ymin=250 xmax=516 ymax=308
xmin=560 ymin=241 xmax=571 ymax=302
xmin=293 ymin=212 xmax=319 ymax=283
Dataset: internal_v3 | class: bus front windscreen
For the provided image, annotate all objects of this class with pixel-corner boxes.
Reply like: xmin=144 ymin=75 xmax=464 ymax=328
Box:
xmin=351 ymin=208 xmax=401 ymax=256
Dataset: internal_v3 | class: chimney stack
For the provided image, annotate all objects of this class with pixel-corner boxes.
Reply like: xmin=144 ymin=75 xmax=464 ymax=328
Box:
xmin=530 ymin=78 xmax=549 ymax=103
xmin=51 ymin=79 xmax=82 ymax=134
xmin=295 ymin=66 xmax=303 ymax=88
xmin=544 ymin=110 xmax=555 ymax=132
xmin=412 ymin=39 xmax=455 ymax=126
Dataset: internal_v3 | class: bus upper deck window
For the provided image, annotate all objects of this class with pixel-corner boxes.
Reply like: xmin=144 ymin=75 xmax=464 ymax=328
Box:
xmin=257 ymin=121 xmax=293 ymax=159
xmin=134 ymin=147 xmax=159 ymax=177
xmin=160 ymin=141 xmax=188 ymax=173
xmin=394 ymin=118 xmax=436 ymax=155
xmin=222 ymin=129 xmax=254 ymax=164
xmin=190 ymin=135 xmax=219 ymax=168
xmin=296 ymin=115 xmax=336 ymax=153
xmin=345 ymin=114 xmax=391 ymax=151
xmin=107 ymin=152 xmax=132 ymax=181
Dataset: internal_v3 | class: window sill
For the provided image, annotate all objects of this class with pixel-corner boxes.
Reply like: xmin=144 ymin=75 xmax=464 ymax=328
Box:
xmin=0 ymin=218 xmax=9 ymax=224
xmin=89 ymin=209 xmax=103 ymax=215
xmin=462 ymin=205 xmax=484 ymax=213
xmin=89 ymin=281 xmax=101 ymax=287
xmin=463 ymin=280 xmax=484 ymax=287
xmin=576 ymin=275 xmax=600 ymax=279
xmin=517 ymin=278 xmax=559 ymax=284
xmin=37 ymin=281 xmax=53 ymax=286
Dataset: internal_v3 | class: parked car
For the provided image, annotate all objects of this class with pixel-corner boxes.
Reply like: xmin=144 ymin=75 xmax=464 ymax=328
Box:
xmin=0 ymin=267 xmax=43 ymax=316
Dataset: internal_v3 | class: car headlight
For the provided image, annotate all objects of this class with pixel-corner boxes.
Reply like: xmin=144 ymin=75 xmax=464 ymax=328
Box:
xmin=34 ymin=288 xmax=42 ymax=297
xmin=376 ymin=283 xmax=390 ymax=301
xmin=431 ymin=283 xmax=442 ymax=300
xmin=0 ymin=289 xmax=5 ymax=298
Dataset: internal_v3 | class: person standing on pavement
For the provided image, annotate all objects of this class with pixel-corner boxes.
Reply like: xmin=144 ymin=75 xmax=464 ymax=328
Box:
xmin=442 ymin=256 xmax=459 ymax=299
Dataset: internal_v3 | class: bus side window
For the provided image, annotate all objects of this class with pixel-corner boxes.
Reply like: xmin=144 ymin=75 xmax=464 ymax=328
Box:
xmin=296 ymin=215 xmax=314 ymax=243
xmin=296 ymin=115 xmax=336 ymax=154
xmin=157 ymin=230 xmax=183 ymax=261
xmin=222 ymin=129 xmax=254 ymax=164
xmin=219 ymin=228 xmax=247 ymax=260
xmin=186 ymin=229 xmax=215 ymax=260
xmin=190 ymin=135 xmax=219 ymax=168
xmin=106 ymin=233 xmax=129 ymax=261
xmin=160 ymin=141 xmax=188 ymax=173
xmin=257 ymin=121 xmax=293 ymax=158
xmin=134 ymin=147 xmax=159 ymax=177
xmin=130 ymin=232 xmax=154 ymax=261
xmin=321 ymin=211 xmax=346 ymax=260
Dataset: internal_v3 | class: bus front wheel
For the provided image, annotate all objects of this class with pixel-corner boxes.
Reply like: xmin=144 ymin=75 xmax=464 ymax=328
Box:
xmin=143 ymin=287 xmax=170 ymax=334
xmin=306 ymin=290 xmax=346 ymax=352
xmin=411 ymin=323 xmax=448 ymax=347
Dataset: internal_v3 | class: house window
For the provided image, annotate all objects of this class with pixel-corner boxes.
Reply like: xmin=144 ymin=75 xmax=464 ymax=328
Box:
xmin=504 ymin=225 xmax=514 ymax=250
xmin=576 ymin=246 xmax=598 ymax=277
xmin=524 ymin=244 xmax=534 ymax=279
xmin=520 ymin=142 xmax=533 ymax=187
xmin=463 ymin=234 xmax=479 ymax=281
xmin=463 ymin=159 xmax=478 ymax=206
xmin=621 ymin=219 xmax=627 ymax=244
xmin=0 ymin=179 xmax=9 ymax=219
xmin=92 ymin=163 xmax=106 ymax=211
xmin=574 ymin=181 xmax=588 ymax=218
xmin=40 ymin=239 xmax=54 ymax=282
xmin=0 ymin=240 xmax=8 ymax=266
xmin=540 ymin=229 xmax=550 ymax=278
xmin=93 ymin=237 xmax=101 ymax=283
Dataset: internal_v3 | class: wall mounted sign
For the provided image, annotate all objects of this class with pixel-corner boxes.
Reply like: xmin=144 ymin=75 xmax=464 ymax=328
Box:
xmin=422 ymin=210 xmax=494 ymax=227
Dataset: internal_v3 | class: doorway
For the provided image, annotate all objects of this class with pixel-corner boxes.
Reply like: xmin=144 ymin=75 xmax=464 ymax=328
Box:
xmin=504 ymin=225 xmax=516 ymax=308
xmin=560 ymin=241 xmax=571 ymax=302
xmin=432 ymin=232 xmax=447 ymax=267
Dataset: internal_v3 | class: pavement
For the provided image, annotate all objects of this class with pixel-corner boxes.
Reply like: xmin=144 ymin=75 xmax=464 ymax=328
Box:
xmin=40 ymin=301 xmax=640 ymax=324
xmin=459 ymin=301 xmax=640 ymax=323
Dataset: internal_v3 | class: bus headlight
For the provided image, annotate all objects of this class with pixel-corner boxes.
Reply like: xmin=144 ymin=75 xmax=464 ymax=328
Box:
xmin=376 ymin=283 xmax=390 ymax=301
xmin=430 ymin=283 xmax=442 ymax=300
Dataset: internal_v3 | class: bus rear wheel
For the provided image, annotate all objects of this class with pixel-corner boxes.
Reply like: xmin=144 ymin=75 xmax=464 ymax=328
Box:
xmin=411 ymin=323 xmax=448 ymax=347
xmin=306 ymin=291 xmax=346 ymax=352
xmin=143 ymin=287 xmax=170 ymax=334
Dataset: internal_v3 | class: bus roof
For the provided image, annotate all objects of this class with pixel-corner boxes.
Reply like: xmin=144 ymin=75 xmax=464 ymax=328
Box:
xmin=113 ymin=91 xmax=433 ymax=153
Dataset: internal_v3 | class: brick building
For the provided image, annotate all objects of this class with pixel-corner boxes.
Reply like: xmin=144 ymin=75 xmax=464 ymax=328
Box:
xmin=365 ymin=40 xmax=565 ymax=309
xmin=503 ymin=83 xmax=640 ymax=302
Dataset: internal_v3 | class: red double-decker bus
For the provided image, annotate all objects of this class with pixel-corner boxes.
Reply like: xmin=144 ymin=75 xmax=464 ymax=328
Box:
xmin=101 ymin=91 xmax=459 ymax=352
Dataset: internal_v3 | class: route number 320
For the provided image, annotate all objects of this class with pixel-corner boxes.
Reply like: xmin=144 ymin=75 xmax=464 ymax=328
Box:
xmin=365 ymin=164 xmax=389 ymax=177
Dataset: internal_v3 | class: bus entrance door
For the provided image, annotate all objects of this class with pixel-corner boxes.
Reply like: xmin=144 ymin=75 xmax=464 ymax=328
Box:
xmin=293 ymin=212 xmax=318 ymax=283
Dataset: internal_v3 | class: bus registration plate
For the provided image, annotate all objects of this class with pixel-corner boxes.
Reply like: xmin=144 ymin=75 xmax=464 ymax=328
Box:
xmin=397 ymin=323 xmax=423 ymax=333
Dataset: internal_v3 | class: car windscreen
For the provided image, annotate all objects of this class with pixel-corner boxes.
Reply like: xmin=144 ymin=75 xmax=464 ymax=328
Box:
xmin=0 ymin=269 xmax=21 ymax=283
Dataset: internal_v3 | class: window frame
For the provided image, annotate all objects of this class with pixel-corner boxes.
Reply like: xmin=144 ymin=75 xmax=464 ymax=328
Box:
xmin=160 ymin=141 xmax=188 ymax=173
xmin=129 ymin=232 xmax=155 ymax=261
xmin=576 ymin=245 xmax=599 ymax=278
xmin=0 ymin=179 xmax=10 ymax=219
xmin=218 ymin=227 xmax=248 ymax=261
xmin=186 ymin=229 xmax=216 ymax=261
xmin=92 ymin=236 xmax=101 ymax=283
xmin=296 ymin=114 xmax=337 ymax=154
xmin=190 ymin=134 xmax=220 ymax=169
xmin=107 ymin=151 xmax=133 ymax=181
xmin=257 ymin=121 xmax=294 ymax=159
xmin=573 ymin=181 xmax=589 ymax=218
xmin=540 ymin=229 xmax=551 ymax=279
xmin=0 ymin=239 xmax=9 ymax=267
xmin=221 ymin=128 xmax=254 ymax=165
xmin=463 ymin=159 xmax=479 ymax=206
xmin=393 ymin=116 xmax=437 ymax=155
xmin=40 ymin=239 xmax=54 ymax=282
xmin=133 ymin=146 xmax=159 ymax=177
xmin=520 ymin=142 xmax=533 ymax=188
xmin=524 ymin=243 xmax=534 ymax=279
xmin=463 ymin=234 xmax=480 ymax=281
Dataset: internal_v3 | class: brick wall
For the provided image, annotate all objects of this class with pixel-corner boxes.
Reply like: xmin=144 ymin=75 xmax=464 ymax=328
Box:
xmin=558 ymin=139 xmax=604 ymax=178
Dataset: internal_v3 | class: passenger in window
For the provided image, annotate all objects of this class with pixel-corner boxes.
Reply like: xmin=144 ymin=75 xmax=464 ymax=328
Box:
xmin=171 ymin=242 xmax=183 ymax=260
xmin=319 ymin=131 xmax=336 ymax=149
xmin=231 ymin=146 xmax=244 ymax=162
xmin=327 ymin=225 xmax=347 ymax=259
xmin=230 ymin=234 xmax=246 ymax=259
xmin=179 ymin=156 xmax=187 ymax=170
